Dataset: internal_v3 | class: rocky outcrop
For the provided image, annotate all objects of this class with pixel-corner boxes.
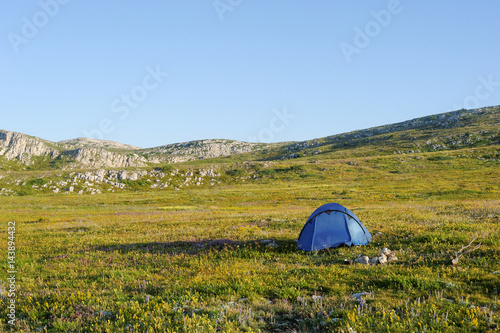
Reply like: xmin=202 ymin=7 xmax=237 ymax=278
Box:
xmin=0 ymin=130 xmax=150 ymax=168
xmin=0 ymin=130 xmax=151 ymax=168
xmin=64 ymin=147 xmax=148 ymax=168
xmin=0 ymin=131 xmax=59 ymax=164
xmin=145 ymin=139 xmax=265 ymax=163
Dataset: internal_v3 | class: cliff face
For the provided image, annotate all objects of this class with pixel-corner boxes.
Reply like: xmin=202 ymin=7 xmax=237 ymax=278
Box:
xmin=0 ymin=131 xmax=148 ymax=168
xmin=0 ymin=131 xmax=59 ymax=164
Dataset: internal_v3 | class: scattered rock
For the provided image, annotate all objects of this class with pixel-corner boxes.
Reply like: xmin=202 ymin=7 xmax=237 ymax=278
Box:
xmin=377 ymin=255 xmax=388 ymax=265
xmin=354 ymin=254 xmax=369 ymax=265
xmin=353 ymin=248 xmax=398 ymax=265
xmin=380 ymin=247 xmax=398 ymax=261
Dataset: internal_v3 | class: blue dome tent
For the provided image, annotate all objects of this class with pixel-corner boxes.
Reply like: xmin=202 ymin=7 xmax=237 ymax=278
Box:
xmin=297 ymin=203 xmax=372 ymax=251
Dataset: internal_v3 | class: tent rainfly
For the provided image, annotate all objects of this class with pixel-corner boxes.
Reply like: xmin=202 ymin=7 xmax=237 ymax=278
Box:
xmin=297 ymin=203 xmax=372 ymax=251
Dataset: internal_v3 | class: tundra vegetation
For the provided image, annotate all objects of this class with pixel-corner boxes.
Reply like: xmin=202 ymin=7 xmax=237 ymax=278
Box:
xmin=0 ymin=108 xmax=499 ymax=332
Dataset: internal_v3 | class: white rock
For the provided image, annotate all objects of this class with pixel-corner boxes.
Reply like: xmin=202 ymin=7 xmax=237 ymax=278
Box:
xmin=354 ymin=254 xmax=370 ymax=265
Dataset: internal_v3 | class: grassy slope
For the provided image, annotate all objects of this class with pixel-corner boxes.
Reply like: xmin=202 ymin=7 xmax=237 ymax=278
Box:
xmin=0 ymin=146 xmax=499 ymax=332
xmin=175 ymin=106 xmax=500 ymax=165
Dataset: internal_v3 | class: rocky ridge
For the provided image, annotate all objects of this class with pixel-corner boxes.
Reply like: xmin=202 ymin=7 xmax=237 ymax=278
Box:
xmin=59 ymin=138 xmax=141 ymax=150
xmin=1 ymin=105 xmax=498 ymax=169
xmin=0 ymin=131 xmax=271 ymax=169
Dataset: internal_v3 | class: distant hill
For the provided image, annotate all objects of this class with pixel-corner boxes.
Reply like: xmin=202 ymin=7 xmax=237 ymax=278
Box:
xmin=0 ymin=105 xmax=498 ymax=170
xmin=273 ymin=105 xmax=500 ymax=160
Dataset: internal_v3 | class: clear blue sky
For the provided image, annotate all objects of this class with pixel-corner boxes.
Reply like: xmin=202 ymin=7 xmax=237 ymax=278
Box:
xmin=1 ymin=1 xmax=499 ymax=148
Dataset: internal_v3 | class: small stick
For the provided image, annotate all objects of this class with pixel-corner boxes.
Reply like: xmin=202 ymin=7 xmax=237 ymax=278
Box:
xmin=451 ymin=237 xmax=482 ymax=267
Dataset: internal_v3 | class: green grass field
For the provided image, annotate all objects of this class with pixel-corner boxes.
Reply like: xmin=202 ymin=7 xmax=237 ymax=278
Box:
xmin=1 ymin=147 xmax=499 ymax=332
